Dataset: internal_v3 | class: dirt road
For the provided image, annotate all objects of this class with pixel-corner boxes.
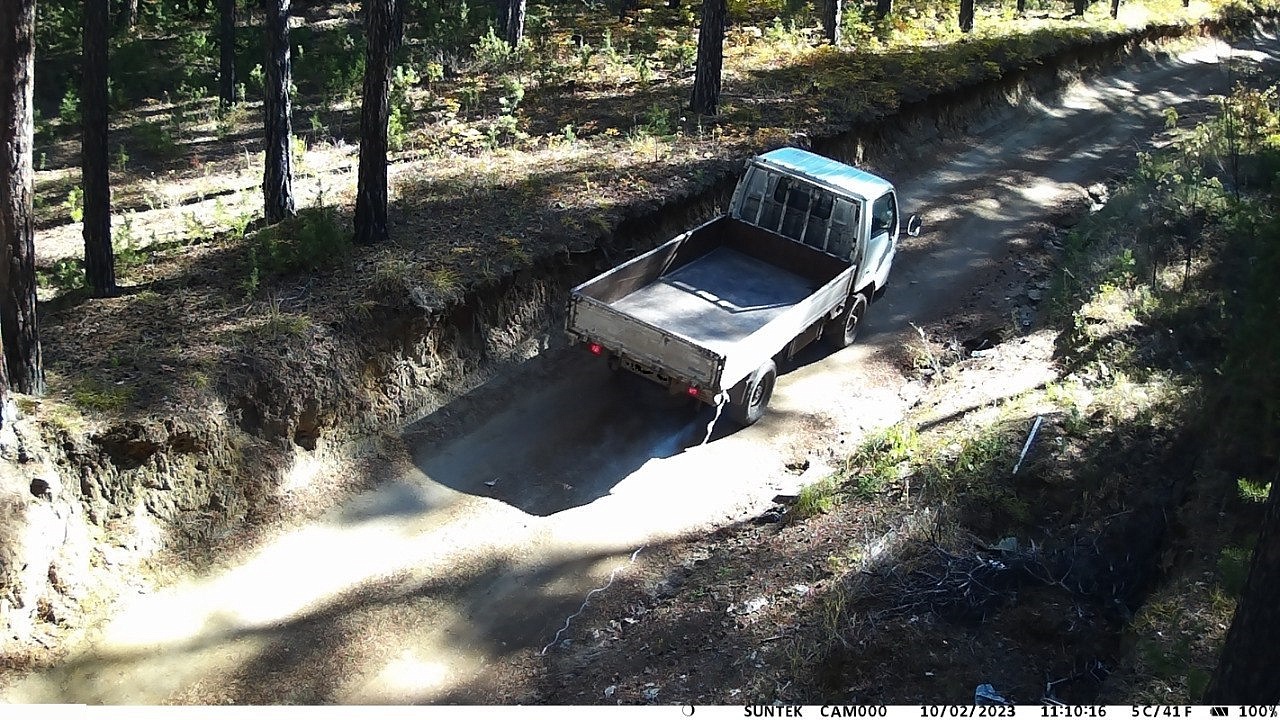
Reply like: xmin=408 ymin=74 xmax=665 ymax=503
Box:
xmin=5 ymin=31 xmax=1277 ymax=705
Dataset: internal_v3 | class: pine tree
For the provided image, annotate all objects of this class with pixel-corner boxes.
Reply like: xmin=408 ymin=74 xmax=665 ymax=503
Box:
xmin=690 ymin=0 xmax=726 ymax=115
xmin=353 ymin=0 xmax=404 ymax=246
xmin=263 ymin=0 xmax=296 ymax=224
xmin=0 ymin=0 xmax=44 ymax=394
xmin=84 ymin=0 xmax=117 ymax=296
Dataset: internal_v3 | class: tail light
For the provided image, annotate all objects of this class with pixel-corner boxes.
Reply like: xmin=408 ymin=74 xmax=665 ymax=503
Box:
xmin=686 ymin=385 xmax=701 ymax=397
xmin=588 ymin=342 xmax=603 ymax=356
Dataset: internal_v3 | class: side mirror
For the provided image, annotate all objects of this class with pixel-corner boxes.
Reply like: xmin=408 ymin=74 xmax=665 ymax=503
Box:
xmin=905 ymin=213 xmax=923 ymax=237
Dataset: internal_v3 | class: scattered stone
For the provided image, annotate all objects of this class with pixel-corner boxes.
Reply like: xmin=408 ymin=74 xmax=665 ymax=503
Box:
xmin=29 ymin=476 xmax=54 ymax=500
xmin=790 ymin=584 xmax=811 ymax=596
xmin=994 ymin=537 xmax=1020 ymax=553
xmin=732 ymin=596 xmax=768 ymax=615
xmin=604 ymin=685 xmax=617 ymax=698
xmin=784 ymin=459 xmax=810 ymax=474
xmin=755 ymin=507 xmax=786 ymax=524
xmin=642 ymin=686 xmax=660 ymax=701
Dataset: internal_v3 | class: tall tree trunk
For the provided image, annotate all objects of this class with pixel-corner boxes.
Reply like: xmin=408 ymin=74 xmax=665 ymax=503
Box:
xmin=1074 ymin=0 xmax=1088 ymax=16
xmin=1016 ymin=0 xmax=1025 ymax=13
xmin=353 ymin=0 xmax=402 ymax=246
xmin=959 ymin=0 xmax=974 ymax=32
xmin=875 ymin=0 xmax=892 ymax=19
xmin=504 ymin=0 xmax=525 ymax=47
xmin=618 ymin=0 xmax=639 ymax=20
xmin=0 ymin=341 xmax=7 ymax=412
xmin=495 ymin=0 xmax=509 ymax=39
xmin=1110 ymin=0 xmax=1119 ymax=17
xmin=0 ymin=0 xmax=44 ymax=395
xmin=690 ymin=0 xmax=725 ymax=116
xmin=83 ymin=0 xmax=116 ymax=296
xmin=218 ymin=0 xmax=237 ymax=107
xmin=122 ymin=0 xmax=139 ymax=30
xmin=262 ymin=0 xmax=295 ymax=224
xmin=1205 ymin=478 xmax=1280 ymax=702
xmin=668 ymin=0 xmax=680 ymax=8
xmin=822 ymin=0 xmax=843 ymax=44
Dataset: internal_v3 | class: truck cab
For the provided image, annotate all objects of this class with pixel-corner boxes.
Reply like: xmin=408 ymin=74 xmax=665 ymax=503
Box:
xmin=729 ymin=147 xmax=901 ymax=298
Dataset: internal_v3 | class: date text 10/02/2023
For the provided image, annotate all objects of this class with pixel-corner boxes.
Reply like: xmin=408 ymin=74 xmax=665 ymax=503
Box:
xmin=739 ymin=707 xmax=1233 ymax=718
xmin=737 ymin=708 xmax=1277 ymax=720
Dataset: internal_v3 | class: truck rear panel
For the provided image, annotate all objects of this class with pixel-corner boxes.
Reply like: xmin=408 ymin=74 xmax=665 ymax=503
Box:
xmin=567 ymin=295 xmax=724 ymax=389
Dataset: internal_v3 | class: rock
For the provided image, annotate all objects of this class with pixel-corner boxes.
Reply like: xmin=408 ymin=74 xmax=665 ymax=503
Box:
xmin=642 ymin=687 xmax=660 ymax=702
xmin=29 ymin=476 xmax=56 ymax=500
xmin=604 ymin=685 xmax=617 ymax=698
xmin=755 ymin=507 xmax=786 ymax=524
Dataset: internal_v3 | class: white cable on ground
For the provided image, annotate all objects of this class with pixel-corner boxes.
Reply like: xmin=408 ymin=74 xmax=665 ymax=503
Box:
xmin=540 ymin=545 xmax=645 ymax=655
xmin=1012 ymin=415 xmax=1044 ymax=476
xmin=700 ymin=392 xmax=729 ymax=446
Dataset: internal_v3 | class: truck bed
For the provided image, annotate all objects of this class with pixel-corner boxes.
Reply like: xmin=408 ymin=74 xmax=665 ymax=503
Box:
xmin=609 ymin=247 xmax=818 ymax=356
xmin=568 ymin=216 xmax=854 ymax=392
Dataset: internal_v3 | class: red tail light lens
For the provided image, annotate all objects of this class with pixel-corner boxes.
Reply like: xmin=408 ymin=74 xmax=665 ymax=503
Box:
xmin=588 ymin=342 xmax=603 ymax=356
xmin=686 ymin=385 xmax=700 ymax=397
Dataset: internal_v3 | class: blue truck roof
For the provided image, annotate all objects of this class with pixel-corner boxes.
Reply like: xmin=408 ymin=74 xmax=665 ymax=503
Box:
xmin=754 ymin=147 xmax=893 ymax=201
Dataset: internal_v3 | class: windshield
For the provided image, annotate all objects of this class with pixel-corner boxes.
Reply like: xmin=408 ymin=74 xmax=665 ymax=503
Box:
xmin=733 ymin=165 xmax=859 ymax=258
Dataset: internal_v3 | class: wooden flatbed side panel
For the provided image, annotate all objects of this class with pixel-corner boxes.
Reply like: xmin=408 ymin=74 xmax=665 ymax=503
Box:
xmin=720 ymin=271 xmax=852 ymax=388
xmin=723 ymin=218 xmax=851 ymax=284
xmin=576 ymin=219 xmax=724 ymax=304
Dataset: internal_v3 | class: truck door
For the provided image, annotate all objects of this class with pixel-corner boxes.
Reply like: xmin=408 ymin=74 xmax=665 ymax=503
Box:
xmin=865 ymin=191 xmax=899 ymax=286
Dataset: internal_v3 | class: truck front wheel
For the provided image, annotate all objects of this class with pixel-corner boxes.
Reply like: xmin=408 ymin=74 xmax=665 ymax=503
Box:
xmin=826 ymin=292 xmax=869 ymax=350
xmin=727 ymin=360 xmax=777 ymax=427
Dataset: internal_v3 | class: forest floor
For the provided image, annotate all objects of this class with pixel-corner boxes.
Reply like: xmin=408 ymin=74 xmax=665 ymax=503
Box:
xmin=2 ymin=27 xmax=1274 ymax=703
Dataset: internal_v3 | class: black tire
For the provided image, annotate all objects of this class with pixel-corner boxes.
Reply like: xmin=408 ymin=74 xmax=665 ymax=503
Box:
xmin=727 ymin=360 xmax=777 ymax=427
xmin=825 ymin=292 xmax=869 ymax=350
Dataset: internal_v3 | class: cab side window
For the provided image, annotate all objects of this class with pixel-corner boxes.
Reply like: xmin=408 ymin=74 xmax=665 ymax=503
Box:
xmin=870 ymin=192 xmax=897 ymax=237
xmin=827 ymin=198 xmax=856 ymax=259
xmin=735 ymin=166 xmax=770 ymax=224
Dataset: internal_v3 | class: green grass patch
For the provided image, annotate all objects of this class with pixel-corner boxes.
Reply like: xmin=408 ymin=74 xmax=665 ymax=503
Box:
xmin=247 ymin=205 xmax=350 ymax=283
xmin=1236 ymin=477 xmax=1272 ymax=503
xmin=793 ymin=474 xmax=842 ymax=519
xmin=38 ymin=257 xmax=85 ymax=294
xmin=1217 ymin=545 xmax=1253 ymax=597
xmin=70 ymin=378 xmax=134 ymax=413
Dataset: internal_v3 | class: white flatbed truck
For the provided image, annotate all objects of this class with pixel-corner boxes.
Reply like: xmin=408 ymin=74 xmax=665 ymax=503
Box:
xmin=566 ymin=147 xmax=920 ymax=426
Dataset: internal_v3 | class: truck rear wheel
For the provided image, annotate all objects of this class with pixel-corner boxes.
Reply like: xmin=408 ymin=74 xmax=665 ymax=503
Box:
xmin=727 ymin=360 xmax=776 ymax=427
xmin=825 ymin=292 xmax=869 ymax=350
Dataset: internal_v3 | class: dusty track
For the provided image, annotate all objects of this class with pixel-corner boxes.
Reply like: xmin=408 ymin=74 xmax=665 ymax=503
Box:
xmin=4 ymin=31 xmax=1278 ymax=704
